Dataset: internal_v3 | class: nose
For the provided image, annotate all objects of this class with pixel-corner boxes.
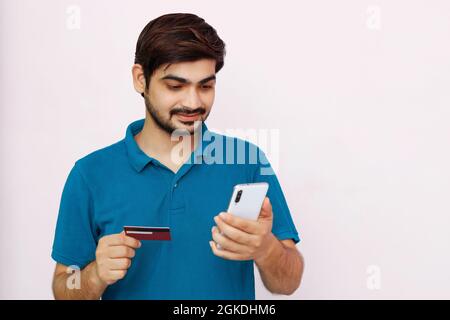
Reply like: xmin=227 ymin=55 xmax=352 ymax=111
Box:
xmin=181 ymin=87 xmax=202 ymax=110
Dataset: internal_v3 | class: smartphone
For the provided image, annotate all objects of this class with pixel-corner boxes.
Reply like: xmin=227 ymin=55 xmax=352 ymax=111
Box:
xmin=226 ymin=182 xmax=269 ymax=220
xmin=216 ymin=182 xmax=269 ymax=249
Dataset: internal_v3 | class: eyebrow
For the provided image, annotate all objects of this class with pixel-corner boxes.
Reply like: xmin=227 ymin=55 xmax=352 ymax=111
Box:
xmin=160 ymin=74 xmax=216 ymax=85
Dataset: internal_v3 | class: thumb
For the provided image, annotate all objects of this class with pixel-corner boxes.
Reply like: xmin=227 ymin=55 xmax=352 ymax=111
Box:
xmin=258 ymin=197 xmax=273 ymax=220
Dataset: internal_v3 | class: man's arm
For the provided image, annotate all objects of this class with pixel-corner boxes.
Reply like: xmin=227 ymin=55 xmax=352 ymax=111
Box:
xmin=254 ymin=236 xmax=304 ymax=295
xmin=52 ymin=261 xmax=107 ymax=300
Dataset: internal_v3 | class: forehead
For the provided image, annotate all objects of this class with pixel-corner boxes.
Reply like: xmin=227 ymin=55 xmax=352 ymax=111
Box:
xmin=157 ymin=59 xmax=216 ymax=82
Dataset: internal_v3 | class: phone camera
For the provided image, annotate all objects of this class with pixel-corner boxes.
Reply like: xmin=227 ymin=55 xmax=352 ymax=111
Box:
xmin=235 ymin=190 xmax=243 ymax=203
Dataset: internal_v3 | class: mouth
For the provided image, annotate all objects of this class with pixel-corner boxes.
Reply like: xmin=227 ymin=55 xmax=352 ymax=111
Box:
xmin=175 ymin=112 xmax=202 ymax=123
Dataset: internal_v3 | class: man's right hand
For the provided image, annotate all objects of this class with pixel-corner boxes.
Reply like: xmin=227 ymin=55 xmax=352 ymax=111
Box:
xmin=94 ymin=231 xmax=142 ymax=286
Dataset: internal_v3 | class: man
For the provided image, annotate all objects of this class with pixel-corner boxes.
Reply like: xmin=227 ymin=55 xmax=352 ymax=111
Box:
xmin=51 ymin=12 xmax=304 ymax=300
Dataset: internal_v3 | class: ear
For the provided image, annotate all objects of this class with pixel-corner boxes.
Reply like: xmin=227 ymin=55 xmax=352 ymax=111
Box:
xmin=132 ymin=64 xmax=146 ymax=95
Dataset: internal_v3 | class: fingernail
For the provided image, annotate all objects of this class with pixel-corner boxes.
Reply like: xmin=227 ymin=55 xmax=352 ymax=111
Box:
xmin=211 ymin=226 xmax=215 ymax=233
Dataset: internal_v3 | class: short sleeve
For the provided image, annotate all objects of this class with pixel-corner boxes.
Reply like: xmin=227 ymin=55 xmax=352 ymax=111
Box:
xmin=252 ymin=148 xmax=301 ymax=244
xmin=51 ymin=163 xmax=97 ymax=269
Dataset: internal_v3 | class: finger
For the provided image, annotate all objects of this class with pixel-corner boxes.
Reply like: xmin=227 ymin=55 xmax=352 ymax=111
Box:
xmin=209 ymin=241 xmax=248 ymax=261
xmin=101 ymin=233 xmax=127 ymax=246
xmin=213 ymin=216 xmax=258 ymax=246
xmin=121 ymin=234 xmax=142 ymax=249
xmin=109 ymin=269 xmax=127 ymax=281
xmin=105 ymin=233 xmax=141 ymax=248
xmin=211 ymin=226 xmax=251 ymax=254
xmin=108 ymin=246 xmax=136 ymax=259
xmin=218 ymin=212 xmax=260 ymax=234
xmin=108 ymin=258 xmax=131 ymax=270
xmin=259 ymin=197 xmax=273 ymax=219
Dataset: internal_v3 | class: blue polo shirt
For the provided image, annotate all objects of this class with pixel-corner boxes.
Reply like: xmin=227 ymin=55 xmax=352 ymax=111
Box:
xmin=51 ymin=119 xmax=300 ymax=300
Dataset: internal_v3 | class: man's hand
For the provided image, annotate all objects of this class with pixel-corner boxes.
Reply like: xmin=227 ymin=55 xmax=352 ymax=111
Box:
xmin=209 ymin=197 xmax=304 ymax=295
xmin=52 ymin=231 xmax=142 ymax=299
xmin=209 ymin=197 xmax=275 ymax=262
xmin=94 ymin=231 xmax=142 ymax=286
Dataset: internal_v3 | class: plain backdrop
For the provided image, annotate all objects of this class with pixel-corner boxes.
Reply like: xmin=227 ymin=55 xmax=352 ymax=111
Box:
xmin=1 ymin=0 xmax=450 ymax=299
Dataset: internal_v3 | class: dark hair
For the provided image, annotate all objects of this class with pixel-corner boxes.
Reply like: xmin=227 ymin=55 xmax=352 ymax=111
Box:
xmin=134 ymin=13 xmax=226 ymax=97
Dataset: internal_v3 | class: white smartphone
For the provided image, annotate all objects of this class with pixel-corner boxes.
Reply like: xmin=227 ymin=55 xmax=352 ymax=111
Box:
xmin=216 ymin=182 xmax=269 ymax=249
xmin=217 ymin=182 xmax=269 ymax=249
xmin=226 ymin=182 xmax=269 ymax=220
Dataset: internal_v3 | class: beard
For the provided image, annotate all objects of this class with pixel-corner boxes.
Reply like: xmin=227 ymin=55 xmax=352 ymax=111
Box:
xmin=144 ymin=94 xmax=209 ymax=135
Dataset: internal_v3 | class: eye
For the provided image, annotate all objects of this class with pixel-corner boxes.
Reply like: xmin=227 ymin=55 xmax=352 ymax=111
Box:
xmin=201 ymin=85 xmax=213 ymax=90
xmin=168 ymin=85 xmax=182 ymax=91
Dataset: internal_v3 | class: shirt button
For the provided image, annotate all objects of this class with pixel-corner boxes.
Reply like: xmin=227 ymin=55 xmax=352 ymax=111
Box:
xmin=174 ymin=183 xmax=178 ymax=188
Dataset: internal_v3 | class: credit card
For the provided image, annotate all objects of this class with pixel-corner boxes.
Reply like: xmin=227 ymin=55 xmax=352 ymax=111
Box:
xmin=123 ymin=226 xmax=171 ymax=241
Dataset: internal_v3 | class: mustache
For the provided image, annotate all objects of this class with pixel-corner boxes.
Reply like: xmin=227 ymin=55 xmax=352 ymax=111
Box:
xmin=170 ymin=107 xmax=206 ymax=116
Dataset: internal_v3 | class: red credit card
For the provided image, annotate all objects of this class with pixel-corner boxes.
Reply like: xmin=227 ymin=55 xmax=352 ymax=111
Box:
xmin=124 ymin=226 xmax=171 ymax=241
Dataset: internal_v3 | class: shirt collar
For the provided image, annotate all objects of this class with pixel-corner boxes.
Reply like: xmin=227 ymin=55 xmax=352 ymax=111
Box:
xmin=124 ymin=119 xmax=211 ymax=173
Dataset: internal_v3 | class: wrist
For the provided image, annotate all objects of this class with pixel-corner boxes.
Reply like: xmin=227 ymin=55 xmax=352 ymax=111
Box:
xmin=255 ymin=232 xmax=281 ymax=267
xmin=88 ymin=261 xmax=108 ymax=293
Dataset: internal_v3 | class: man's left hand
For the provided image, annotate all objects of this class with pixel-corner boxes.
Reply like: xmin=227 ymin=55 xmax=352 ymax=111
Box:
xmin=210 ymin=197 xmax=274 ymax=261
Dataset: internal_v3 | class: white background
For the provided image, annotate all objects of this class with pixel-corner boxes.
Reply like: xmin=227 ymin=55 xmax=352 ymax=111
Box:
xmin=1 ymin=0 xmax=449 ymax=299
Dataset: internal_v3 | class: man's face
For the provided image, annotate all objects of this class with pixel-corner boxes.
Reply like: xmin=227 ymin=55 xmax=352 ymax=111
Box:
xmin=143 ymin=59 xmax=216 ymax=134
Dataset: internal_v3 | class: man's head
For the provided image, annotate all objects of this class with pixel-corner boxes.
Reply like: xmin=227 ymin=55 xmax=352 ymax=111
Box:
xmin=132 ymin=13 xmax=226 ymax=134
